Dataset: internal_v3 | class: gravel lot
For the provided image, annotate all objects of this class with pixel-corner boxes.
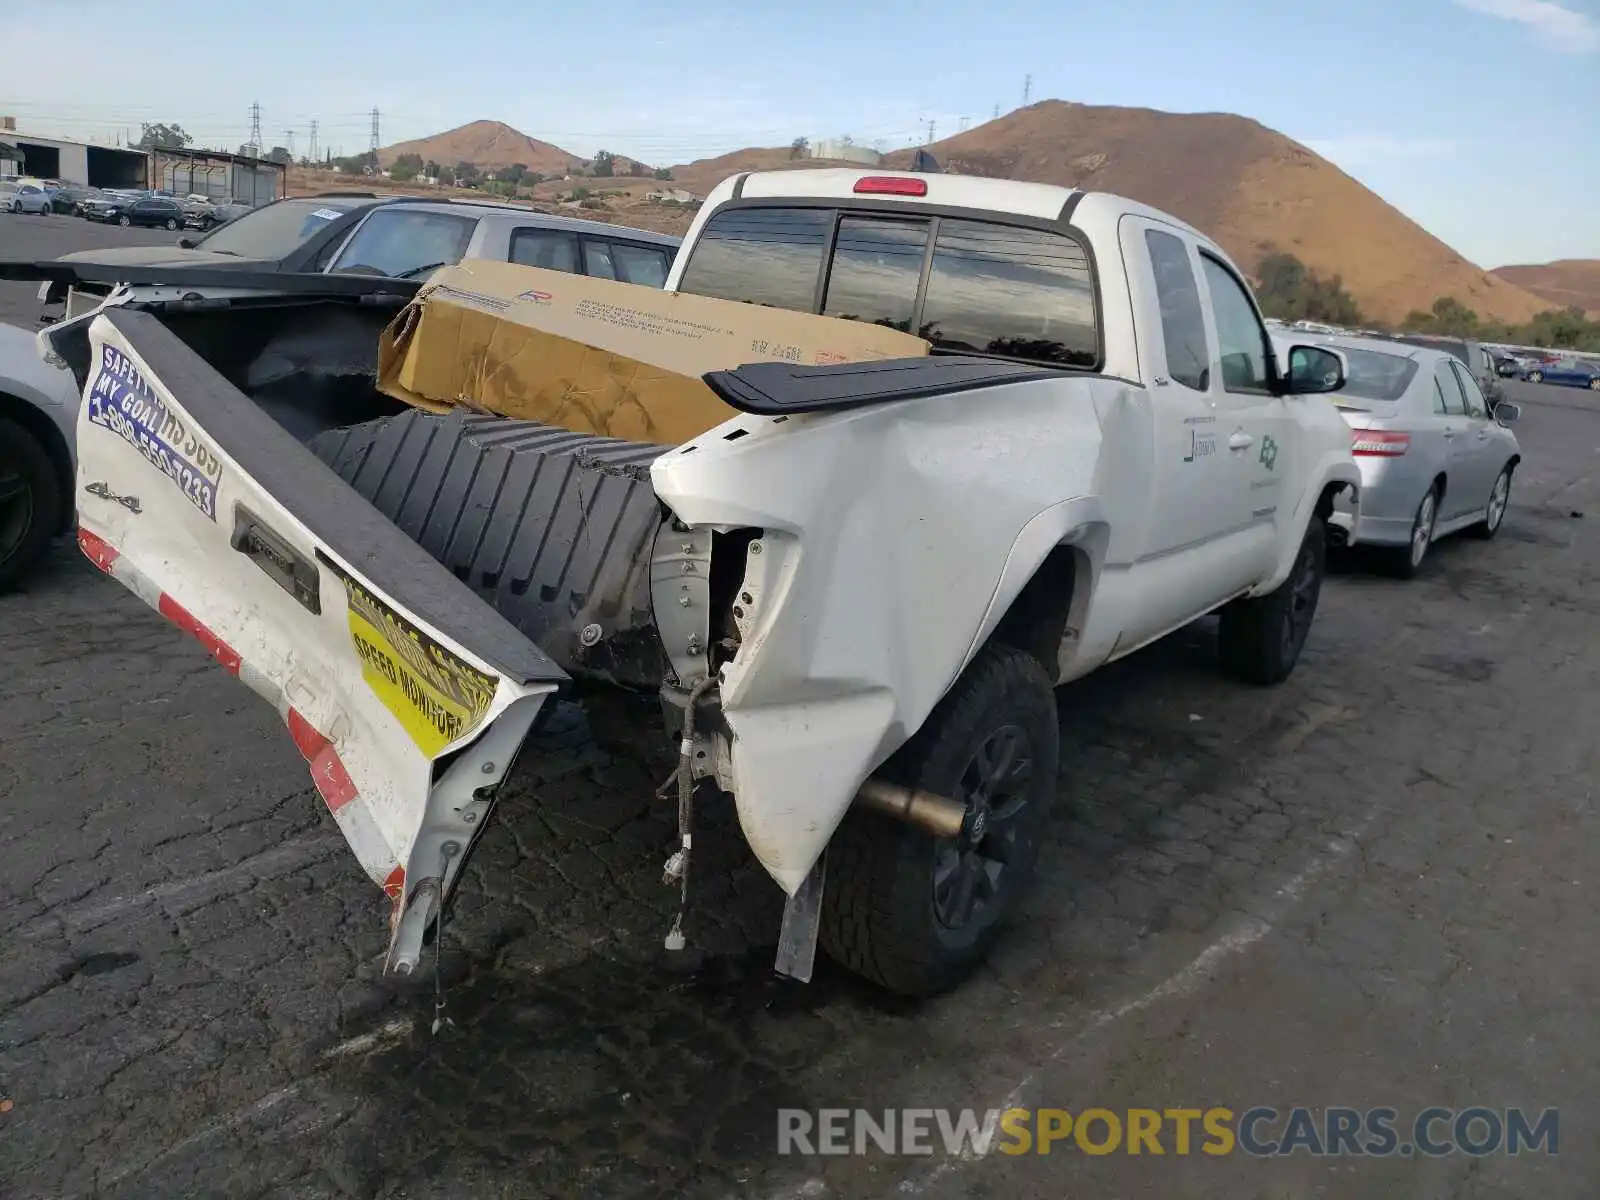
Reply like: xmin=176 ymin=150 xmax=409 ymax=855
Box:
xmin=1 ymin=214 xmax=1596 ymax=1199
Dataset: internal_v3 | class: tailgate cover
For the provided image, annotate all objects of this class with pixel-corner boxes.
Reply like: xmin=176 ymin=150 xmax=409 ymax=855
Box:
xmin=75 ymin=309 xmax=568 ymax=972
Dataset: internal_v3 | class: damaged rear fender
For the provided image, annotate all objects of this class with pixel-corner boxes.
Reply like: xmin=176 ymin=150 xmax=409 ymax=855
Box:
xmin=651 ymin=373 xmax=1106 ymax=893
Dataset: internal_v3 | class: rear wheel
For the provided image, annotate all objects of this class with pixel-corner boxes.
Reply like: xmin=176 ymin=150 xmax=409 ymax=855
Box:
xmin=1218 ymin=518 xmax=1326 ymax=684
xmin=1470 ymin=466 xmax=1513 ymax=539
xmin=1527 ymin=370 xmax=1543 ymax=384
xmin=1589 ymin=378 xmax=1600 ymax=392
xmin=1381 ymin=486 xmax=1438 ymax=578
xmin=164 ymin=217 xmax=178 ymax=230
xmin=819 ymin=643 xmax=1059 ymax=996
xmin=0 ymin=416 xmax=64 ymax=593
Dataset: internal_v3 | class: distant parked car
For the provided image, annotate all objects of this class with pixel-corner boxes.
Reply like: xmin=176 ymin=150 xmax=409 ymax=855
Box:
xmin=85 ymin=195 xmax=185 ymax=229
xmin=1492 ymin=352 xmax=1521 ymax=377
xmin=49 ymin=186 xmax=102 ymax=215
xmin=183 ymin=199 xmax=251 ymax=231
xmin=1 ymin=181 xmax=51 ymax=215
xmin=1523 ymin=358 xmax=1600 ymax=390
xmin=1278 ymin=333 xmax=1522 ymax=578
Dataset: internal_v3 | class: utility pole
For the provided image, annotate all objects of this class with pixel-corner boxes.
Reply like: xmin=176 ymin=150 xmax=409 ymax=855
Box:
xmin=246 ymin=102 xmax=263 ymax=156
xmin=368 ymin=108 xmax=381 ymax=170
xmin=308 ymin=119 xmax=319 ymax=163
xmin=1023 ymin=74 xmax=1032 ymax=106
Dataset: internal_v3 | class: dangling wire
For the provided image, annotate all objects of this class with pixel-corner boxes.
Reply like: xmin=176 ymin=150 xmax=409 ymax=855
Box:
xmin=662 ymin=675 xmax=716 ymax=951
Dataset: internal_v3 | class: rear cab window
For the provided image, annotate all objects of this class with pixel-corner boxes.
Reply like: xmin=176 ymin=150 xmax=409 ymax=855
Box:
xmin=675 ymin=204 xmax=1097 ymax=367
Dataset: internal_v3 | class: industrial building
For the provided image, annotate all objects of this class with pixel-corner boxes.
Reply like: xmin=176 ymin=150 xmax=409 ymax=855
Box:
xmin=0 ymin=118 xmax=285 ymax=204
xmin=811 ymin=139 xmax=884 ymax=167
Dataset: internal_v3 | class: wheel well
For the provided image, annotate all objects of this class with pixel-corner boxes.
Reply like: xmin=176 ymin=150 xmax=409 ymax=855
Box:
xmin=1506 ymin=454 xmax=1521 ymax=473
xmin=0 ymin=391 xmax=74 ymax=533
xmin=1314 ymin=480 xmax=1349 ymax=523
xmin=1432 ymin=472 xmax=1447 ymax=503
xmin=990 ymin=543 xmax=1082 ymax=675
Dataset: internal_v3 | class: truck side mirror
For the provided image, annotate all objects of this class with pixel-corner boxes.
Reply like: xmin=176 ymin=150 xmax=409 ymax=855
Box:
xmin=1282 ymin=344 xmax=1347 ymax=395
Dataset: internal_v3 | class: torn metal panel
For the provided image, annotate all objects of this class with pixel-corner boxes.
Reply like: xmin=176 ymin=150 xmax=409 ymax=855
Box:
xmin=308 ymin=411 xmax=671 ymax=688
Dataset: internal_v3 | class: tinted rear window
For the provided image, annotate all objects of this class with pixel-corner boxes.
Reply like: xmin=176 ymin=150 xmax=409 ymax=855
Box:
xmin=677 ymin=208 xmax=830 ymax=310
xmin=677 ymin=205 xmax=1097 ymax=367
xmin=1319 ymin=345 xmax=1419 ymax=402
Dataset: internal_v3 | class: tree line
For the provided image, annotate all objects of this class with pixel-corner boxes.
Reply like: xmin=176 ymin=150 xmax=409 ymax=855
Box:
xmin=1254 ymin=248 xmax=1600 ymax=352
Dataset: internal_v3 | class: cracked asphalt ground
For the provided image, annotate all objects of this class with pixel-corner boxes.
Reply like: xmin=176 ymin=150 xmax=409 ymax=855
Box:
xmin=1 ymin=218 xmax=1597 ymax=1198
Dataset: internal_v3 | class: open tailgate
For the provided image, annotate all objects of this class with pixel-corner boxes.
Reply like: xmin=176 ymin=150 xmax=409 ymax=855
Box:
xmin=73 ymin=308 xmax=569 ymax=974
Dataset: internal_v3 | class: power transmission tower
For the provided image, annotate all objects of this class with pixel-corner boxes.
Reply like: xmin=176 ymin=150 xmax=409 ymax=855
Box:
xmin=308 ymin=119 xmax=319 ymax=163
xmin=993 ymin=102 xmax=1001 ymax=120
xmin=926 ymin=119 xmax=936 ymax=145
xmin=1022 ymin=74 xmax=1032 ymax=106
xmin=957 ymin=116 xmax=969 ymax=134
xmin=368 ymin=108 xmax=381 ymax=169
xmin=286 ymin=129 xmax=296 ymax=159
xmin=246 ymin=102 xmax=263 ymax=156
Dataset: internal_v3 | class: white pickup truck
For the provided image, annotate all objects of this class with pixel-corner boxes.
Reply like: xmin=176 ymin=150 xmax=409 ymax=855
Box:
xmin=36 ymin=169 xmax=1360 ymax=997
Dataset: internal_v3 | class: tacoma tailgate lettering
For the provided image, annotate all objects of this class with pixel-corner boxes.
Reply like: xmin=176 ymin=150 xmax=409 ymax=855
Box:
xmin=318 ymin=551 xmax=499 ymax=756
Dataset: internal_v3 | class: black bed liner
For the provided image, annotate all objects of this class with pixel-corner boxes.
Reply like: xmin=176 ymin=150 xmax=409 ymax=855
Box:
xmin=308 ymin=410 xmax=670 ymax=688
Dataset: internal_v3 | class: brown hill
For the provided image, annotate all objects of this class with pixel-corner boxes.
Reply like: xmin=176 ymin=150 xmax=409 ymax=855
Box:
xmin=671 ymin=101 xmax=1552 ymax=325
xmin=1490 ymin=260 xmax=1600 ymax=316
xmin=378 ymin=119 xmax=611 ymax=176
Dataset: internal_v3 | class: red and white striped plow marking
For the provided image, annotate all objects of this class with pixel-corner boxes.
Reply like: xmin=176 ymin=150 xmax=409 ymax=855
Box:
xmin=78 ymin=526 xmax=407 ymax=907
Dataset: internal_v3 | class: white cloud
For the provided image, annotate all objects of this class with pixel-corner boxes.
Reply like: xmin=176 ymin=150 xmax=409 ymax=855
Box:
xmin=1453 ymin=0 xmax=1600 ymax=54
xmin=1303 ymin=135 xmax=1463 ymax=167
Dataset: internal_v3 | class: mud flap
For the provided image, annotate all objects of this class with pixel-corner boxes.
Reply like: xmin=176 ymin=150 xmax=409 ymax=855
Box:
xmin=72 ymin=309 xmax=569 ymax=973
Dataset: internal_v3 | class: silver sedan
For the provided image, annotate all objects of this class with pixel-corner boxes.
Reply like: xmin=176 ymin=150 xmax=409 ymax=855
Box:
xmin=1276 ymin=334 xmax=1523 ymax=578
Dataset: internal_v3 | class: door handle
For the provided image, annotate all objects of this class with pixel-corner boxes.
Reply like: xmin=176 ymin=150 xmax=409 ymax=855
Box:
xmin=1228 ymin=431 xmax=1254 ymax=450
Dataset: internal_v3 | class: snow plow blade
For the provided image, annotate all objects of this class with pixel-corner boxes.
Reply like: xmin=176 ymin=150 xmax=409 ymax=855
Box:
xmin=72 ymin=308 xmax=569 ymax=975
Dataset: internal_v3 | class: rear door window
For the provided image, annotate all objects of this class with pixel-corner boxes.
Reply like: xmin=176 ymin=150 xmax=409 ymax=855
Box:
xmin=1436 ymin=362 xmax=1468 ymax=415
xmin=676 ymin=207 xmax=831 ymax=310
xmin=510 ymin=228 xmax=580 ymax=273
xmin=582 ymin=238 xmax=617 ymax=280
xmin=1144 ymin=228 xmax=1209 ymax=391
xmin=821 ymin=216 xmax=928 ymax=333
xmin=610 ymin=241 xmax=671 ymax=288
xmin=1451 ymin=361 xmax=1488 ymax=418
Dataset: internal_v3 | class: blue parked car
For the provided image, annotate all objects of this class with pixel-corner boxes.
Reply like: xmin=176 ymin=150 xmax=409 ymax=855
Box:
xmin=1523 ymin=358 xmax=1600 ymax=390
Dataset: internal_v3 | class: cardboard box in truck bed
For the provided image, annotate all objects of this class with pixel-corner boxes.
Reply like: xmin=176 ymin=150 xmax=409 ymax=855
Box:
xmin=376 ymin=259 xmax=931 ymax=445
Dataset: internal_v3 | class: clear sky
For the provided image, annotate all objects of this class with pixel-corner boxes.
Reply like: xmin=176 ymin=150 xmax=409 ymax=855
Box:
xmin=0 ymin=0 xmax=1594 ymax=267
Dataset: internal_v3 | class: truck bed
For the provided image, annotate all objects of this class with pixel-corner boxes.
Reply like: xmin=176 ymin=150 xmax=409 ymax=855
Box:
xmin=307 ymin=411 xmax=669 ymax=688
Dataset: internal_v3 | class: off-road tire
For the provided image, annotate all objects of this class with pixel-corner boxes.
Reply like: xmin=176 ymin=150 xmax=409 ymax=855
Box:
xmin=818 ymin=643 xmax=1059 ymax=996
xmin=0 ymin=416 xmax=64 ymax=593
xmin=1218 ymin=518 xmax=1326 ymax=685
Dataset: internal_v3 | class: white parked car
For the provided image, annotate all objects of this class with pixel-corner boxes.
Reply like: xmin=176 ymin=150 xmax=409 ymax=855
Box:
xmin=1 ymin=180 xmax=51 ymax=215
xmin=35 ymin=169 xmax=1360 ymax=997
xmin=1274 ymin=333 xmax=1522 ymax=577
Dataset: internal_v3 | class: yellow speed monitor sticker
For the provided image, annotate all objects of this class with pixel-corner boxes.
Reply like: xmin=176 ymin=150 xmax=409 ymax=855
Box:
xmin=318 ymin=553 xmax=499 ymax=757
